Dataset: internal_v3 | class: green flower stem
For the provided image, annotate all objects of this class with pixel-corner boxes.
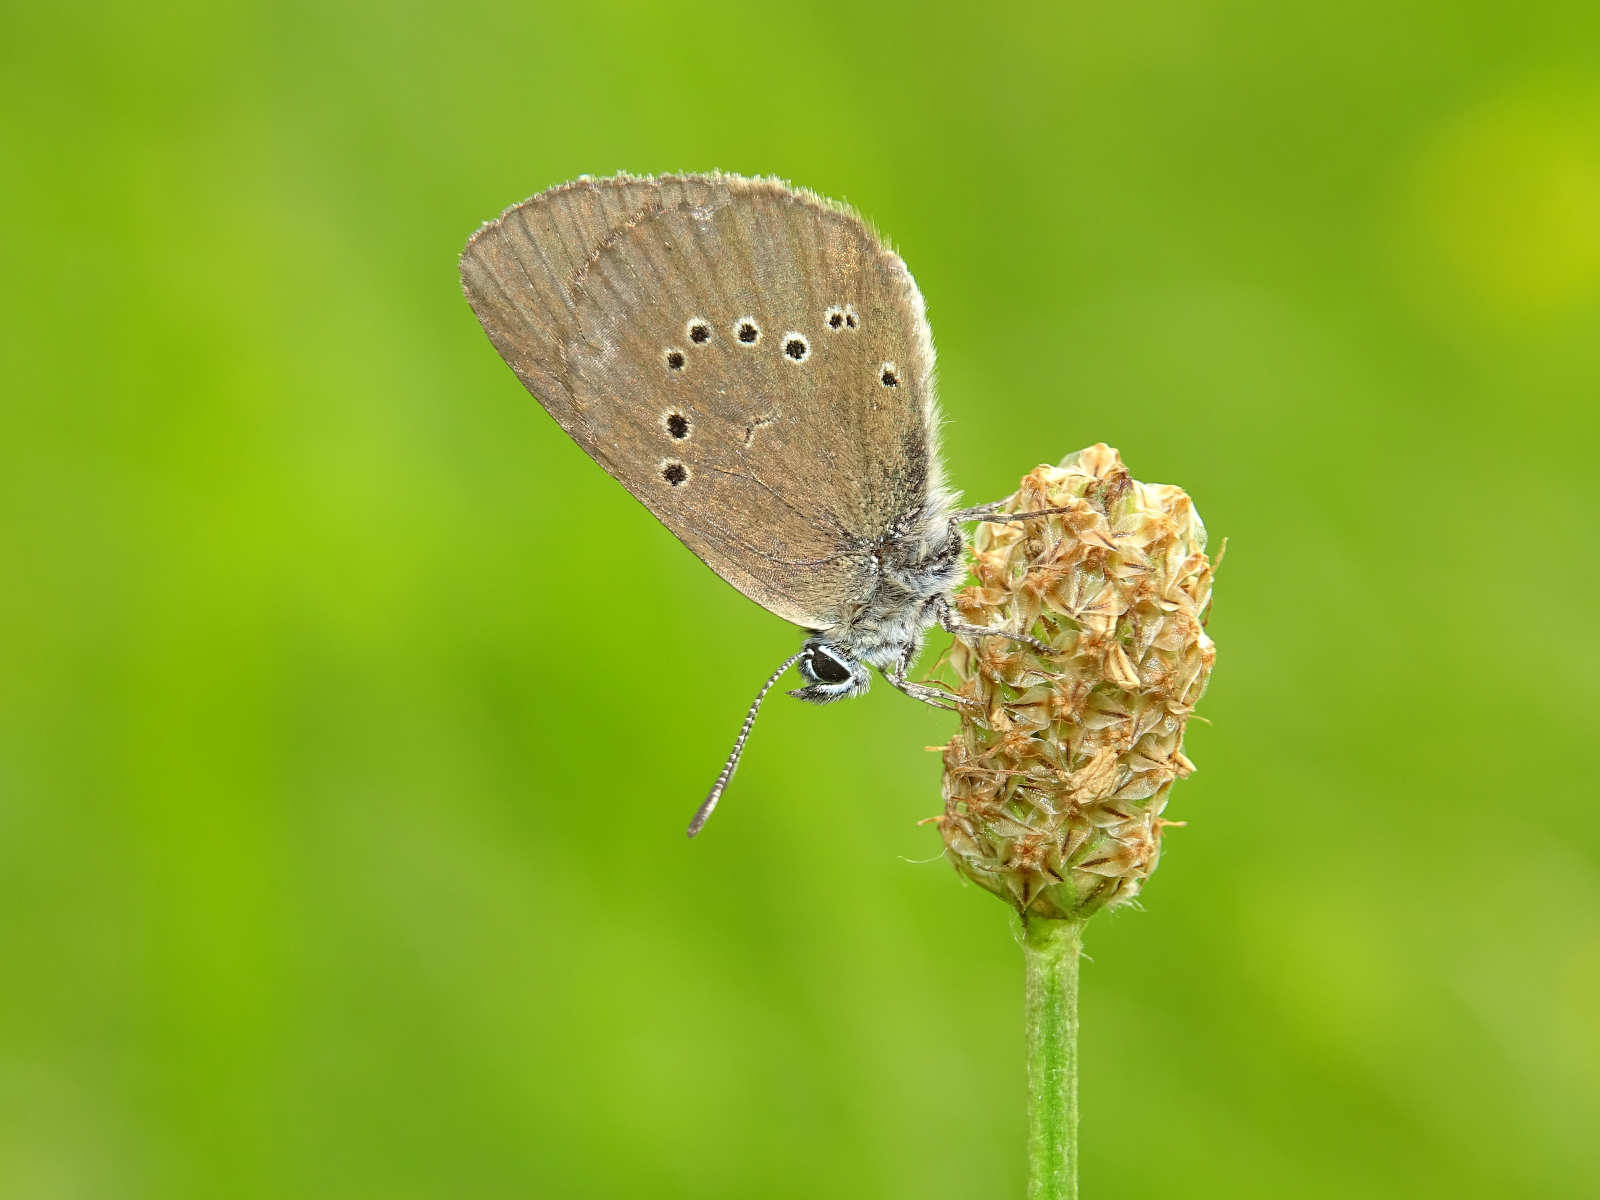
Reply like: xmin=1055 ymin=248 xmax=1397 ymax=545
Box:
xmin=1023 ymin=916 xmax=1083 ymax=1200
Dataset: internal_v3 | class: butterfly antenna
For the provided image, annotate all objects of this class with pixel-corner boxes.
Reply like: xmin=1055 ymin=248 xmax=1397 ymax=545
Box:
xmin=686 ymin=651 xmax=806 ymax=838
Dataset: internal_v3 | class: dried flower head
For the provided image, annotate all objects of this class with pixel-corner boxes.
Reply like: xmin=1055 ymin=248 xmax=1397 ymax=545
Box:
xmin=939 ymin=445 xmax=1217 ymax=920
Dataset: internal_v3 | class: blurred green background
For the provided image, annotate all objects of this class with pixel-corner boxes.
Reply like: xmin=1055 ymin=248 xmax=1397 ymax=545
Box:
xmin=4 ymin=1 xmax=1598 ymax=1196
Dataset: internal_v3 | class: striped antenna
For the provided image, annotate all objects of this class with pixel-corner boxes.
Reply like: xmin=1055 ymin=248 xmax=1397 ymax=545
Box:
xmin=686 ymin=651 xmax=806 ymax=838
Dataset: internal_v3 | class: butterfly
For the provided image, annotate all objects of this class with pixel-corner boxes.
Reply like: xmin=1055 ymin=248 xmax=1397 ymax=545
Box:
xmin=460 ymin=174 xmax=1042 ymax=833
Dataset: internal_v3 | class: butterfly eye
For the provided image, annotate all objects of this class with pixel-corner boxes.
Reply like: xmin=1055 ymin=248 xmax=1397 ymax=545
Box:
xmin=664 ymin=412 xmax=691 ymax=439
xmin=661 ymin=461 xmax=689 ymax=486
xmin=735 ymin=319 xmax=760 ymax=344
xmin=880 ymin=362 xmax=899 ymax=387
xmin=665 ymin=349 xmax=686 ymax=370
xmin=783 ymin=334 xmax=810 ymax=362
xmin=806 ymin=646 xmax=853 ymax=684
xmin=687 ymin=319 xmax=711 ymax=344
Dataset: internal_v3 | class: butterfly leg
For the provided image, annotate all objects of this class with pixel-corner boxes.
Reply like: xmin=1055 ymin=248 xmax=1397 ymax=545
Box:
xmin=886 ymin=673 xmax=965 ymax=711
xmin=882 ymin=641 xmax=976 ymax=712
xmin=953 ymin=501 xmax=1078 ymax=524
xmin=936 ymin=598 xmax=1051 ymax=654
xmin=952 ymin=501 xmax=1006 ymax=522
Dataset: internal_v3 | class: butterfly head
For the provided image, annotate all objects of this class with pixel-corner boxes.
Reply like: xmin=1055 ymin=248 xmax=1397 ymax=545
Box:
xmin=789 ymin=638 xmax=870 ymax=704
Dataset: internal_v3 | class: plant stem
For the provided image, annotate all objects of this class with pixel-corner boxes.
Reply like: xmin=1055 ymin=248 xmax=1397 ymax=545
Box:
xmin=1023 ymin=915 xmax=1083 ymax=1200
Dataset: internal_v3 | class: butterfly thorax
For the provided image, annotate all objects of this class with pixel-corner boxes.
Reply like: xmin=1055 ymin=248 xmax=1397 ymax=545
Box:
xmin=788 ymin=500 xmax=964 ymax=703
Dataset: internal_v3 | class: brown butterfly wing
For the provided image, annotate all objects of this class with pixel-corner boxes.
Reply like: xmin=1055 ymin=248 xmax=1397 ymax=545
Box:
xmin=460 ymin=173 xmax=941 ymax=631
xmin=460 ymin=175 xmax=688 ymax=439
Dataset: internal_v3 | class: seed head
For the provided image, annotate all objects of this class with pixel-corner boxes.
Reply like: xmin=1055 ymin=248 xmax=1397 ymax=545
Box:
xmin=939 ymin=445 xmax=1217 ymax=920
